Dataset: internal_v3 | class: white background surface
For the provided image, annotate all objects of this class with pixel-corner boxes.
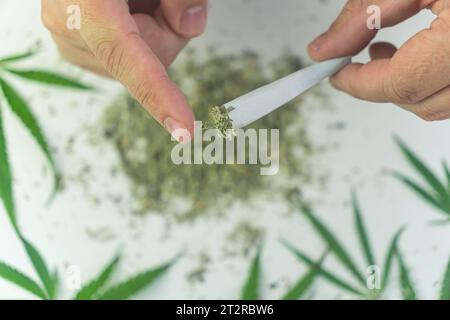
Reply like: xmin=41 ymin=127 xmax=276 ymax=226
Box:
xmin=0 ymin=0 xmax=449 ymax=299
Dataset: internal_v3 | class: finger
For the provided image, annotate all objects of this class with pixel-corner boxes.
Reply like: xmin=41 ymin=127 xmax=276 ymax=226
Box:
xmin=308 ymin=0 xmax=435 ymax=61
xmin=160 ymin=0 xmax=208 ymax=38
xmin=128 ymin=0 xmax=160 ymax=14
xmin=429 ymin=0 xmax=450 ymax=14
xmin=330 ymin=60 xmax=392 ymax=102
xmin=369 ymin=42 xmax=397 ymax=60
xmin=133 ymin=10 xmax=189 ymax=67
xmin=51 ymin=33 xmax=89 ymax=52
xmin=76 ymin=0 xmax=195 ymax=137
xmin=332 ymin=22 xmax=450 ymax=104
xmin=400 ymin=85 xmax=450 ymax=121
xmin=54 ymin=36 xmax=110 ymax=77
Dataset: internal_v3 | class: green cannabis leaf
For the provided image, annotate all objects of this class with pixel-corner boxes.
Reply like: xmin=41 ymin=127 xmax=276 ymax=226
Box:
xmin=0 ymin=48 xmax=191 ymax=302
xmin=287 ymin=190 xmax=409 ymax=299
xmin=281 ymin=241 xmax=364 ymax=297
xmin=301 ymin=203 xmax=366 ymax=286
xmin=20 ymin=236 xmax=58 ymax=299
xmin=0 ymin=77 xmax=60 ymax=199
xmin=0 ymin=48 xmax=39 ymax=65
xmin=239 ymin=243 xmax=322 ymax=301
xmin=74 ymin=255 xmax=120 ymax=300
xmin=0 ymin=105 xmax=17 ymax=230
xmin=352 ymin=192 xmax=376 ymax=268
xmin=95 ymin=259 xmax=176 ymax=300
xmin=4 ymin=69 xmax=92 ymax=90
xmin=396 ymin=137 xmax=447 ymax=198
xmin=381 ymin=228 xmax=405 ymax=290
xmin=281 ymin=268 xmax=317 ymax=300
xmin=281 ymin=252 xmax=326 ymax=300
xmin=0 ymin=49 xmax=92 ymax=204
xmin=241 ymin=245 xmax=262 ymax=300
xmin=440 ymin=257 xmax=450 ymax=300
xmin=393 ymin=137 xmax=450 ymax=220
xmin=395 ymin=248 xmax=417 ymax=300
xmin=393 ymin=173 xmax=444 ymax=213
xmin=0 ymin=261 xmax=47 ymax=299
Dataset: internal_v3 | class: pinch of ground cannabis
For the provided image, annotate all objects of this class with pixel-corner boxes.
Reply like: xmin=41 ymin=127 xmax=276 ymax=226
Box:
xmin=204 ymin=105 xmax=236 ymax=139
xmin=101 ymin=49 xmax=321 ymax=221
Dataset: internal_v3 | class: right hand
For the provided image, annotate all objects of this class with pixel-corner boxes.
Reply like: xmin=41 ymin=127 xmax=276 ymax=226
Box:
xmin=308 ymin=0 xmax=450 ymax=122
xmin=42 ymin=0 xmax=209 ymax=138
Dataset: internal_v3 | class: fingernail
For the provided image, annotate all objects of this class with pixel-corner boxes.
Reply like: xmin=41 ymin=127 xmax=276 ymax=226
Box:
xmin=164 ymin=117 xmax=187 ymax=143
xmin=181 ymin=5 xmax=206 ymax=36
xmin=309 ymin=32 xmax=328 ymax=51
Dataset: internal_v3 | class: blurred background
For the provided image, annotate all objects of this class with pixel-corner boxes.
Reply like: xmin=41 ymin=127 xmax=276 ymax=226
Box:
xmin=0 ymin=0 xmax=449 ymax=300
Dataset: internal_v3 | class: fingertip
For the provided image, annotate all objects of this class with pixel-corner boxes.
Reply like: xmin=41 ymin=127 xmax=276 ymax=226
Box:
xmin=182 ymin=112 xmax=196 ymax=139
xmin=162 ymin=97 xmax=196 ymax=141
xmin=329 ymin=63 xmax=369 ymax=99
xmin=329 ymin=64 xmax=354 ymax=90
xmin=308 ymin=32 xmax=360 ymax=62
xmin=307 ymin=32 xmax=329 ymax=61
xmin=329 ymin=71 xmax=344 ymax=91
xmin=139 ymin=75 xmax=195 ymax=141
xmin=180 ymin=4 xmax=208 ymax=38
xmin=307 ymin=44 xmax=324 ymax=62
xmin=161 ymin=1 xmax=208 ymax=39
xmin=329 ymin=60 xmax=392 ymax=102
xmin=164 ymin=116 xmax=194 ymax=143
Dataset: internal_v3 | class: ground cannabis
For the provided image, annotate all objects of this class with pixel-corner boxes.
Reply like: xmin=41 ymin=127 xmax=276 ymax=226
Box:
xmin=204 ymin=105 xmax=236 ymax=139
xmin=102 ymin=49 xmax=320 ymax=221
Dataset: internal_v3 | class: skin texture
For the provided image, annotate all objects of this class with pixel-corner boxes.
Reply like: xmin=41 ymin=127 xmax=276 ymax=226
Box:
xmin=41 ymin=0 xmax=209 ymax=139
xmin=309 ymin=0 xmax=450 ymax=121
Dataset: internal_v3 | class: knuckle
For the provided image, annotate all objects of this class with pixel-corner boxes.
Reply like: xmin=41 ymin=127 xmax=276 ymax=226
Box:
xmin=133 ymin=79 xmax=159 ymax=109
xmin=387 ymin=75 xmax=421 ymax=104
xmin=93 ymin=38 xmax=125 ymax=78
xmin=432 ymin=10 xmax=450 ymax=31
xmin=92 ymin=32 xmax=140 ymax=79
xmin=389 ymin=83 xmax=420 ymax=104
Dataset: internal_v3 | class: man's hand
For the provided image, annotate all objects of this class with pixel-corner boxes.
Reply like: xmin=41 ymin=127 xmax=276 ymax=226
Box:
xmin=42 ymin=0 xmax=208 ymax=138
xmin=308 ymin=0 xmax=450 ymax=121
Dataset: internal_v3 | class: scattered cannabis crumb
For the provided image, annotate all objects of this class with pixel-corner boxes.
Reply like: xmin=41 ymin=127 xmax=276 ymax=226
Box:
xmin=101 ymin=49 xmax=325 ymax=222
xmin=204 ymin=105 xmax=236 ymax=139
xmin=224 ymin=221 xmax=264 ymax=257
xmin=187 ymin=252 xmax=211 ymax=284
xmin=85 ymin=226 xmax=116 ymax=243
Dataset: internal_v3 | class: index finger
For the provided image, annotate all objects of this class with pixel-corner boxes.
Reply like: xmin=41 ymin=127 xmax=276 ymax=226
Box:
xmin=309 ymin=0 xmax=435 ymax=61
xmin=74 ymin=0 xmax=195 ymax=137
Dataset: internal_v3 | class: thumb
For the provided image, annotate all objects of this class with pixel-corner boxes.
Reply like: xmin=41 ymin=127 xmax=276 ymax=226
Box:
xmin=308 ymin=0 xmax=434 ymax=61
xmin=161 ymin=0 xmax=208 ymax=38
